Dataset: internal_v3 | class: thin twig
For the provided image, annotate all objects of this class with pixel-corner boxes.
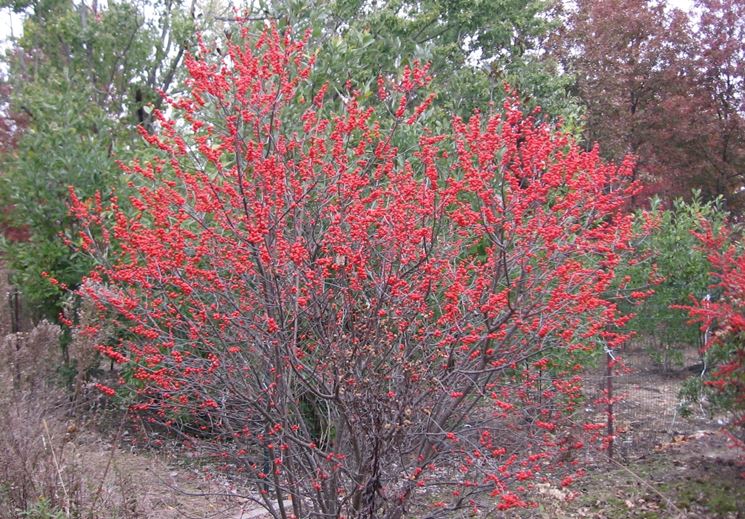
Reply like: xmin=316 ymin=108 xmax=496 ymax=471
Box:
xmin=42 ymin=419 xmax=70 ymax=516
xmin=215 ymin=16 xmax=278 ymax=22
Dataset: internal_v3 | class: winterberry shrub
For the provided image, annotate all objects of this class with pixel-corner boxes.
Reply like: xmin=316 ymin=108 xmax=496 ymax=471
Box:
xmin=682 ymin=223 xmax=745 ymax=442
xmin=71 ymin=24 xmax=639 ymax=517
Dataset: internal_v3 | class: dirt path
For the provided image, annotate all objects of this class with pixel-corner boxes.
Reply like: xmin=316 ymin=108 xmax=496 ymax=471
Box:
xmin=61 ymin=427 xmax=258 ymax=519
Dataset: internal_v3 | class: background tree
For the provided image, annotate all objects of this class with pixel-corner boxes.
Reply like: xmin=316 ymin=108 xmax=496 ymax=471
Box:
xmin=556 ymin=0 xmax=745 ymax=212
xmin=259 ymin=0 xmax=582 ymax=122
xmin=617 ymin=194 xmax=727 ymax=371
xmin=689 ymin=0 xmax=745 ymax=212
xmin=0 ymin=0 xmax=197 ymax=322
xmin=555 ymin=0 xmax=695 ymax=201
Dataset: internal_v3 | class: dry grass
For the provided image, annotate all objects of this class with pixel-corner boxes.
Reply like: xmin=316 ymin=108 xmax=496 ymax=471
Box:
xmin=0 ymin=295 xmax=143 ymax=518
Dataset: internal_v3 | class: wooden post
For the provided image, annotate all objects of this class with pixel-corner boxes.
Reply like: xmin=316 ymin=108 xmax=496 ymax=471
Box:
xmin=606 ymin=348 xmax=614 ymax=460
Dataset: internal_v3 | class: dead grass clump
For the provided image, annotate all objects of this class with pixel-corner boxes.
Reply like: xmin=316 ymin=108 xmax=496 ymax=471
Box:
xmin=0 ymin=317 xmax=143 ymax=518
xmin=0 ymin=389 xmax=82 ymax=517
xmin=65 ymin=292 xmax=109 ymax=398
xmin=1 ymin=320 xmax=61 ymax=392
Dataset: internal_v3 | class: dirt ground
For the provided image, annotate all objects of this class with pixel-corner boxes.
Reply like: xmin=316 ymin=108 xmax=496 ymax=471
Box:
xmin=530 ymin=428 xmax=745 ymax=518
xmin=18 ymin=410 xmax=268 ymax=519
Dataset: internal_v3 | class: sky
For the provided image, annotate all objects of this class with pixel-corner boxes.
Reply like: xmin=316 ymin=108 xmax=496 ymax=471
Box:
xmin=1 ymin=10 xmax=19 ymax=42
xmin=669 ymin=0 xmax=695 ymax=9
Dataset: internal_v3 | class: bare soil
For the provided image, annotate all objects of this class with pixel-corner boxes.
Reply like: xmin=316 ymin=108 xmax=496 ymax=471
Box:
xmin=31 ymin=415 xmax=266 ymax=519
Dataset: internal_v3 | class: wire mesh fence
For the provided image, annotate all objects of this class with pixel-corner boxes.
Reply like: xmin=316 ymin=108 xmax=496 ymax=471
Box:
xmin=582 ymin=341 xmax=709 ymax=463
